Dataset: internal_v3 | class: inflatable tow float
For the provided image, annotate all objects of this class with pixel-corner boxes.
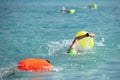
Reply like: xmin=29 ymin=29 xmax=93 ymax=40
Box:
xmin=17 ymin=58 xmax=52 ymax=72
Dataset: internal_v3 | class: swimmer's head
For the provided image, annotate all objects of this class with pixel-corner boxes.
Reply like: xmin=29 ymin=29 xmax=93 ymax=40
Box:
xmin=46 ymin=60 xmax=51 ymax=63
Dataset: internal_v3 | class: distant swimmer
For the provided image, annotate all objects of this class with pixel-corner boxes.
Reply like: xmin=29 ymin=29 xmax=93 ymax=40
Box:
xmin=60 ymin=7 xmax=75 ymax=14
xmin=88 ymin=4 xmax=97 ymax=9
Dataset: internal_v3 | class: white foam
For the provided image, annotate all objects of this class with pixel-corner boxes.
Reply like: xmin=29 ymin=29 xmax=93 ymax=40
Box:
xmin=117 ymin=45 xmax=120 ymax=49
xmin=47 ymin=40 xmax=72 ymax=55
xmin=47 ymin=39 xmax=96 ymax=55
xmin=52 ymin=66 xmax=63 ymax=72
xmin=96 ymin=38 xmax=105 ymax=46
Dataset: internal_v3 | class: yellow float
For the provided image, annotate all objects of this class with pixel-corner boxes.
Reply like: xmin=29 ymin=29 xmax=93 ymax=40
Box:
xmin=76 ymin=31 xmax=94 ymax=50
xmin=69 ymin=9 xmax=75 ymax=14
xmin=67 ymin=31 xmax=94 ymax=55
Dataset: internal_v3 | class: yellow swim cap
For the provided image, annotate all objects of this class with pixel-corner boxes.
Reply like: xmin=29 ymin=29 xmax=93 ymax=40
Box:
xmin=69 ymin=9 xmax=75 ymax=14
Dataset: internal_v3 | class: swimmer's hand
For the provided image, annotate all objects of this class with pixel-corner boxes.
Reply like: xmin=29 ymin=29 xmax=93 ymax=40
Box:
xmin=89 ymin=33 xmax=96 ymax=37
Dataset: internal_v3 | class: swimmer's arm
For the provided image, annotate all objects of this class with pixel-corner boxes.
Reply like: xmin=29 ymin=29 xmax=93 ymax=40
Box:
xmin=76 ymin=33 xmax=95 ymax=40
xmin=69 ymin=33 xmax=88 ymax=49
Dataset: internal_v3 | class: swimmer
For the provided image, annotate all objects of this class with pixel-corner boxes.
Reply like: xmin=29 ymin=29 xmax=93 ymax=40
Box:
xmin=3 ymin=59 xmax=52 ymax=77
xmin=88 ymin=4 xmax=97 ymax=9
xmin=67 ymin=32 xmax=96 ymax=53
xmin=60 ymin=6 xmax=70 ymax=13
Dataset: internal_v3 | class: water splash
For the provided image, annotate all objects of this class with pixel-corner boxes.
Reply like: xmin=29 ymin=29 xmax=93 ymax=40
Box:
xmin=52 ymin=66 xmax=63 ymax=72
xmin=47 ymin=40 xmax=71 ymax=55
xmin=117 ymin=45 xmax=120 ymax=49
xmin=96 ymin=38 xmax=105 ymax=46
xmin=0 ymin=67 xmax=17 ymax=80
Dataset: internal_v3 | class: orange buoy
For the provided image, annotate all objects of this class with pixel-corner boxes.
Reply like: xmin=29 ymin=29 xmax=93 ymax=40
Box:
xmin=17 ymin=58 xmax=52 ymax=71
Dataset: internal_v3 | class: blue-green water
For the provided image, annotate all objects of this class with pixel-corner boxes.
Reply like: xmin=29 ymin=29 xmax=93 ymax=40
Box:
xmin=0 ymin=0 xmax=120 ymax=80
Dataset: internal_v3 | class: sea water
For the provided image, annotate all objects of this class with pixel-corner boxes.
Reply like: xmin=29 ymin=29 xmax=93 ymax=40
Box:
xmin=0 ymin=0 xmax=120 ymax=80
